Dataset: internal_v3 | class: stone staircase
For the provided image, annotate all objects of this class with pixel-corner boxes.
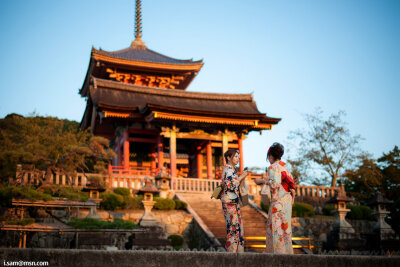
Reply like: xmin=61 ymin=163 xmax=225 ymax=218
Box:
xmin=179 ymin=193 xmax=267 ymax=252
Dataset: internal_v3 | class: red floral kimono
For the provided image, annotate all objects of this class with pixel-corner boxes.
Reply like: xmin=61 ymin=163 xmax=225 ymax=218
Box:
xmin=265 ymin=160 xmax=295 ymax=254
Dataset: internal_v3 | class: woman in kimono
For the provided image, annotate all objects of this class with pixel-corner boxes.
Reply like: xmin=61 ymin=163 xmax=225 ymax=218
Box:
xmin=220 ymin=149 xmax=248 ymax=252
xmin=255 ymin=142 xmax=296 ymax=254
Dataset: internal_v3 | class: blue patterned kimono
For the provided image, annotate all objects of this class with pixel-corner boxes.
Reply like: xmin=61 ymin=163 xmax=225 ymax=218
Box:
xmin=220 ymin=165 xmax=244 ymax=252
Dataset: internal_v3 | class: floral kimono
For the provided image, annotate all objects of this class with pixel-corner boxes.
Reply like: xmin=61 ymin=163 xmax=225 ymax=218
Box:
xmin=220 ymin=165 xmax=244 ymax=252
xmin=265 ymin=160 xmax=294 ymax=254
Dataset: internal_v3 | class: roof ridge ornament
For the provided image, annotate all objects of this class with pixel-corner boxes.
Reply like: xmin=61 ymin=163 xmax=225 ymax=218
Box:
xmin=131 ymin=0 xmax=147 ymax=49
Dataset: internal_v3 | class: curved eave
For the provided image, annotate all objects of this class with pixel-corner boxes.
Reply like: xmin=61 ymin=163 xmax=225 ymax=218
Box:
xmin=92 ymin=50 xmax=204 ymax=72
xmin=144 ymin=103 xmax=266 ymax=119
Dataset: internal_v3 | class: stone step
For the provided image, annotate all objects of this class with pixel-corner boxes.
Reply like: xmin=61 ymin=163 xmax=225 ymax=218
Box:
xmin=181 ymin=193 xmax=268 ymax=246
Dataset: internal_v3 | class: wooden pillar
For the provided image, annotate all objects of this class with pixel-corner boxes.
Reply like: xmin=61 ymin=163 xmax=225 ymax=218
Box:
xmin=238 ymin=135 xmax=244 ymax=172
xmin=123 ymin=128 xmax=130 ymax=170
xmin=75 ymin=232 xmax=79 ymax=249
xmin=222 ymin=132 xmax=228 ymax=166
xmin=157 ymin=135 xmax=164 ymax=170
xmin=170 ymin=128 xmax=177 ymax=178
xmin=150 ymin=144 xmax=156 ymax=174
xmin=197 ymin=145 xmax=203 ymax=179
xmin=206 ymin=141 xmax=212 ymax=179
xmin=23 ymin=232 xmax=26 ymax=248
xmin=18 ymin=232 xmax=22 ymax=248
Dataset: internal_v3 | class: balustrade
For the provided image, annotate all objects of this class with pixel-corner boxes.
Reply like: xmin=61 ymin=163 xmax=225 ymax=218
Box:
xmin=16 ymin=169 xmax=341 ymax=198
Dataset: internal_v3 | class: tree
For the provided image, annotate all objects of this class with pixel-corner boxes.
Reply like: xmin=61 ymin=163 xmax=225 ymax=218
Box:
xmin=344 ymin=146 xmax=400 ymax=201
xmin=344 ymin=156 xmax=384 ymax=202
xmin=287 ymin=108 xmax=364 ymax=186
xmin=377 ymin=146 xmax=400 ymax=200
xmin=0 ymin=113 xmax=116 ymax=185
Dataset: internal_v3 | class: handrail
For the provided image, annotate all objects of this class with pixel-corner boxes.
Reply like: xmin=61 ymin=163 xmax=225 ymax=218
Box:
xmin=245 ymin=236 xmax=314 ymax=250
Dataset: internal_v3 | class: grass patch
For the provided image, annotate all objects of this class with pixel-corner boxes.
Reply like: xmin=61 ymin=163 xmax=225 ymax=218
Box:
xmin=6 ymin=218 xmax=35 ymax=225
xmin=67 ymin=218 xmax=137 ymax=229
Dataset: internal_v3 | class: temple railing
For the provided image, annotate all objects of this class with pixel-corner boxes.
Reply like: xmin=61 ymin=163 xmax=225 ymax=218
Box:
xmin=171 ymin=177 xmax=220 ymax=193
xmin=110 ymin=165 xmax=158 ymax=176
xmin=170 ymin=177 xmax=340 ymax=198
xmin=15 ymin=170 xmax=340 ymax=198
xmin=15 ymin=171 xmax=92 ymax=187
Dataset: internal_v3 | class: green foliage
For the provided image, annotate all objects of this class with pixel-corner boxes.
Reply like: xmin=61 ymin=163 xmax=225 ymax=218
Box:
xmin=345 ymin=146 xmax=400 ymax=203
xmin=322 ymin=205 xmax=335 ymax=216
xmin=174 ymin=199 xmax=187 ymax=210
xmin=6 ymin=218 xmax=35 ymax=226
xmin=51 ymin=186 xmax=89 ymax=202
xmin=388 ymin=197 xmax=400 ymax=235
xmin=154 ymin=197 xmax=176 ymax=210
xmin=100 ymin=191 xmax=144 ymax=210
xmin=260 ymin=202 xmax=269 ymax=213
xmin=292 ymin=202 xmax=314 ymax=217
xmin=0 ymin=185 xmax=53 ymax=207
xmin=346 ymin=205 xmax=374 ymax=220
xmin=67 ymin=218 xmax=137 ymax=229
xmin=168 ymin=234 xmax=184 ymax=250
xmin=0 ymin=114 xmax=115 ymax=184
xmin=344 ymin=157 xmax=385 ymax=202
xmin=114 ymin=187 xmax=131 ymax=197
xmin=100 ymin=192 xmax=126 ymax=210
xmin=127 ymin=196 xmax=143 ymax=210
xmin=378 ymin=146 xmax=400 ymax=200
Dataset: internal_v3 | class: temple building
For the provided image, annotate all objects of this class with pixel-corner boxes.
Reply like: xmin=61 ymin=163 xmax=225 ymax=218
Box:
xmin=79 ymin=0 xmax=280 ymax=184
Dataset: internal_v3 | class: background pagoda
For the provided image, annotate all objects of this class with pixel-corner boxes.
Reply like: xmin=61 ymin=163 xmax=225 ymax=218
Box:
xmin=79 ymin=0 xmax=280 ymax=184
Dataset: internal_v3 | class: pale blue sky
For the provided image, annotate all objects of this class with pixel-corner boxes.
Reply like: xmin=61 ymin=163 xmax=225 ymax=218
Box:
xmin=0 ymin=0 xmax=399 ymax=171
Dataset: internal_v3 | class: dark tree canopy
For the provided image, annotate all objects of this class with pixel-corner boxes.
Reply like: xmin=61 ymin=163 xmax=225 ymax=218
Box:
xmin=0 ymin=114 xmax=116 ymax=184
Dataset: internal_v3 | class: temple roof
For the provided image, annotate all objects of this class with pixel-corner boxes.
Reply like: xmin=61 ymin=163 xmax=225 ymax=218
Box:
xmin=89 ymin=78 xmax=277 ymax=119
xmin=94 ymin=46 xmax=202 ymax=65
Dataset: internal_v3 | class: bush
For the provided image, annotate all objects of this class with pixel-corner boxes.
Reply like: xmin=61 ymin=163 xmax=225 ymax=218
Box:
xmin=114 ymin=187 xmax=131 ymax=197
xmin=168 ymin=234 xmax=184 ymax=250
xmin=174 ymin=199 xmax=187 ymax=210
xmin=0 ymin=185 xmax=53 ymax=206
xmin=67 ymin=218 xmax=137 ymax=229
xmin=52 ymin=187 xmax=89 ymax=202
xmin=154 ymin=197 xmax=176 ymax=210
xmin=347 ymin=205 xmax=374 ymax=220
xmin=292 ymin=202 xmax=314 ymax=217
xmin=322 ymin=205 xmax=335 ymax=216
xmin=127 ymin=196 xmax=143 ymax=210
xmin=100 ymin=192 xmax=125 ymax=210
xmin=260 ymin=202 xmax=269 ymax=213
xmin=7 ymin=218 xmax=35 ymax=226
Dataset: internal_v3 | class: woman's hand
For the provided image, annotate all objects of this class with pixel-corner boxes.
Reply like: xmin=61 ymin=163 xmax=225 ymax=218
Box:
xmin=238 ymin=170 xmax=248 ymax=182
xmin=290 ymin=189 xmax=296 ymax=205
xmin=254 ymin=178 xmax=266 ymax=185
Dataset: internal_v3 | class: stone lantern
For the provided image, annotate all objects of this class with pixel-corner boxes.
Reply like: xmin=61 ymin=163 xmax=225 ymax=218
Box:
xmin=82 ymin=181 xmax=105 ymax=219
xmin=327 ymin=183 xmax=356 ymax=239
xmin=155 ymin=170 xmax=171 ymax=198
xmin=367 ymin=192 xmax=396 ymax=241
xmin=138 ymin=178 xmax=160 ymax=227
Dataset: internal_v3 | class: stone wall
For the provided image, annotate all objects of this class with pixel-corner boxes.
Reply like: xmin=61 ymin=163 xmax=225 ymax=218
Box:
xmin=76 ymin=209 xmax=193 ymax=236
xmin=0 ymin=249 xmax=398 ymax=267
xmin=292 ymin=216 xmax=378 ymax=251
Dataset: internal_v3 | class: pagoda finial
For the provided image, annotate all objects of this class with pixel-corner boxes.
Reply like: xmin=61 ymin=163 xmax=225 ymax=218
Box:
xmin=135 ymin=0 xmax=142 ymax=40
xmin=131 ymin=0 xmax=146 ymax=49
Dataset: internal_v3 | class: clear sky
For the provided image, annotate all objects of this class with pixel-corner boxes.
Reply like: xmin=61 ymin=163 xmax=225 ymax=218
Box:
xmin=0 ymin=0 xmax=399 ymax=171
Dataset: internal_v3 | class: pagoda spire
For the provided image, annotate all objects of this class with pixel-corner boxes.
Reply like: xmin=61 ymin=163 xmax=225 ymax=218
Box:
xmin=131 ymin=0 xmax=146 ymax=49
